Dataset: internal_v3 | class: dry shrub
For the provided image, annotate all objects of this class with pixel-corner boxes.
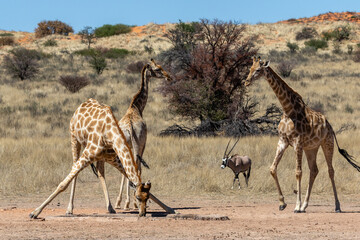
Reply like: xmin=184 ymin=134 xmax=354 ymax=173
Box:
xmin=59 ymin=75 xmax=90 ymax=93
xmin=35 ymin=20 xmax=74 ymax=38
xmin=3 ymin=48 xmax=40 ymax=80
xmin=309 ymin=100 xmax=325 ymax=114
xmin=0 ymin=36 xmax=15 ymax=46
xmin=295 ymin=27 xmax=317 ymax=40
xmin=159 ymin=19 xmax=258 ymax=122
xmin=126 ymin=60 xmax=146 ymax=73
xmin=276 ymin=60 xmax=295 ymax=78
xmin=353 ymin=50 xmax=360 ymax=62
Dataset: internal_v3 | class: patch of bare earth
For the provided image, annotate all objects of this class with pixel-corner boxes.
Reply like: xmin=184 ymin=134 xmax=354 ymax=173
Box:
xmin=1 ymin=194 xmax=360 ymax=239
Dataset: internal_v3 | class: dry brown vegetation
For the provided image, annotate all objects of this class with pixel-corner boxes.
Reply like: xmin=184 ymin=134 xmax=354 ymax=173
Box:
xmin=0 ymin=19 xmax=360 ymax=214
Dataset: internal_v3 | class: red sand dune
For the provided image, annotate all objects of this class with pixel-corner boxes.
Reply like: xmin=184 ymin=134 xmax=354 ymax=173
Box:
xmin=278 ymin=11 xmax=360 ymax=24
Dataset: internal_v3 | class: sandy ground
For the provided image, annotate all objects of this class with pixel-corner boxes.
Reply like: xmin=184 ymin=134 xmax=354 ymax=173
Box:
xmin=1 ymin=193 xmax=360 ymax=240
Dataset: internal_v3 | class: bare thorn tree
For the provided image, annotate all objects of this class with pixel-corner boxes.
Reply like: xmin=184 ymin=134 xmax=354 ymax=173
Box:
xmin=159 ymin=19 xmax=258 ymax=122
xmin=79 ymin=26 xmax=96 ymax=49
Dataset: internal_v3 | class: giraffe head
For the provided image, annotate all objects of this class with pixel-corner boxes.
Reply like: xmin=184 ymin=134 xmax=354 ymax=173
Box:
xmin=244 ymin=56 xmax=270 ymax=87
xmin=146 ymin=59 xmax=172 ymax=81
xmin=135 ymin=180 xmax=151 ymax=217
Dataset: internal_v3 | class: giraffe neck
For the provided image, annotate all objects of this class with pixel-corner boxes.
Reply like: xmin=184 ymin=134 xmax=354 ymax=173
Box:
xmin=264 ymin=67 xmax=305 ymax=117
xmin=129 ymin=66 xmax=150 ymax=115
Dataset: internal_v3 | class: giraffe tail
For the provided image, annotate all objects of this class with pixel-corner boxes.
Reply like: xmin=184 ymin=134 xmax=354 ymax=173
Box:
xmin=331 ymin=124 xmax=360 ymax=172
xmin=90 ymin=163 xmax=99 ymax=178
xmin=337 ymin=148 xmax=360 ymax=172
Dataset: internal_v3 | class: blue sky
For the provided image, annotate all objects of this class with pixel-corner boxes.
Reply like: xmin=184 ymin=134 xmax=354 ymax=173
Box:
xmin=1 ymin=0 xmax=359 ymax=32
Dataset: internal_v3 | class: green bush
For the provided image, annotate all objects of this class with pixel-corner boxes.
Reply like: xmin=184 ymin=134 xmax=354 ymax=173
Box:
xmin=43 ymin=39 xmax=58 ymax=47
xmin=321 ymin=31 xmax=333 ymax=41
xmin=89 ymin=54 xmax=107 ymax=75
xmin=0 ymin=33 xmax=14 ymax=37
xmin=321 ymin=25 xmax=351 ymax=42
xmin=286 ymin=42 xmax=299 ymax=53
xmin=100 ymin=48 xmax=131 ymax=58
xmin=74 ymin=47 xmax=131 ymax=59
xmin=332 ymin=25 xmax=351 ymax=42
xmin=74 ymin=48 xmax=97 ymax=57
xmin=304 ymin=39 xmax=328 ymax=50
xmin=95 ymin=24 xmax=132 ymax=37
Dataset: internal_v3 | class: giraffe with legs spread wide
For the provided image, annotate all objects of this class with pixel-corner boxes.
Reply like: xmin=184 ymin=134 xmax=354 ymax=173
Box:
xmin=77 ymin=59 xmax=171 ymax=212
xmin=30 ymin=98 xmax=151 ymax=219
xmin=245 ymin=56 xmax=360 ymax=213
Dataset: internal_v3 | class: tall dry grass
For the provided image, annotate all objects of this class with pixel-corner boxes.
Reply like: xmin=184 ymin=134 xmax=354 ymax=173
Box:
xmin=0 ymin=21 xmax=360 ymax=205
xmin=1 ymin=134 xmax=359 ymax=201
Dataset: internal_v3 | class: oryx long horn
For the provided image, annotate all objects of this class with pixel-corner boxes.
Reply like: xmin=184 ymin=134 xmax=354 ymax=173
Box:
xmin=227 ymin=137 xmax=240 ymax=156
xmin=223 ymin=139 xmax=232 ymax=158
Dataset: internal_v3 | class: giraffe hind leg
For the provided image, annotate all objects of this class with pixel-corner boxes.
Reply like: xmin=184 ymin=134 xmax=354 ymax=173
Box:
xmin=300 ymin=147 xmax=320 ymax=212
xmin=322 ymin=137 xmax=341 ymax=212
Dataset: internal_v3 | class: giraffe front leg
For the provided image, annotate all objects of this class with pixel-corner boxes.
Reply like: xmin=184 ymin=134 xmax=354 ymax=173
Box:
xmin=115 ymin=174 xmax=126 ymax=209
xmin=30 ymin=157 xmax=90 ymax=219
xmin=65 ymin=177 xmax=77 ymax=215
xmin=96 ymin=161 xmax=116 ymax=214
xmin=66 ymin=135 xmax=81 ymax=216
xmin=270 ymin=138 xmax=289 ymax=211
xmin=294 ymin=145 xmax=303 ymax=213
xmin=321 ymin=138 xmax=341 ymax=212
xmin=124 ymin=179 xmax=131 ymax=210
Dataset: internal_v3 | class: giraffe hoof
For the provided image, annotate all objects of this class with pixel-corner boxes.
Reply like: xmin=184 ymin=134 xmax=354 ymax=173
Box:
xmin=29 ymin=213 xmax=35 ymax=219
xmin=279 ymin=204 xmax=287 ymax=211
xmin=294 ymin=210 xmax=302 ymax=213
xmin=335 ymin=209 xmax=342 ymax=213
xmin=65 ymin=212 xmax=73 ymax=216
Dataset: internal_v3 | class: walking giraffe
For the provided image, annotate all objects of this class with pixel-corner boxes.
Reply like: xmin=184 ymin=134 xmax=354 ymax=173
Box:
xmin=30 ymin=98 xmax=151 ymax=218
xmin=245 ymin=56 xmax=360 ymax=213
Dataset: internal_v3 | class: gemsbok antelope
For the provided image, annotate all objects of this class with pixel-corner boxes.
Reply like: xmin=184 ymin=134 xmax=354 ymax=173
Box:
xmin=221 ymin=138 xmax=252 ymax=189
